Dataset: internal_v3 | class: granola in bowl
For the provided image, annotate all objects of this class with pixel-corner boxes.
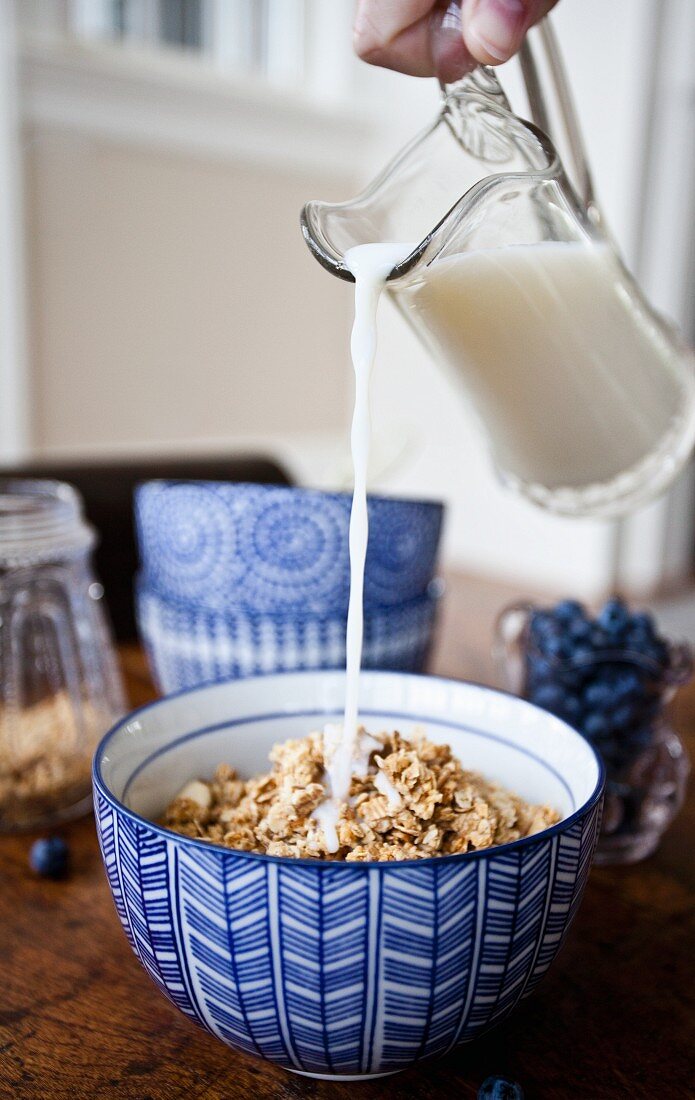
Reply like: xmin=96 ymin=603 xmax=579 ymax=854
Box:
xmin=162 ymin=729 xmax=560 ymax=861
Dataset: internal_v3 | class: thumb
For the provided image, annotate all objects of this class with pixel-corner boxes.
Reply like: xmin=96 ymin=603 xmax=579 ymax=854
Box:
xmin=462 ymin=0 xmax=558 ymax=65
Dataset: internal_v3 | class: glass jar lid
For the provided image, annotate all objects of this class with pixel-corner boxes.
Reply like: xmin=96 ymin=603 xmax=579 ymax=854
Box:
xmin=0 ymin=479 xmax=95 ymax=567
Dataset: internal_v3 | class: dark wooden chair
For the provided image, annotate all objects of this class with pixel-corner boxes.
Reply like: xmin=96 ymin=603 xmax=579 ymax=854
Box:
xmin=0 ymin=455 xmax=291 ymax=641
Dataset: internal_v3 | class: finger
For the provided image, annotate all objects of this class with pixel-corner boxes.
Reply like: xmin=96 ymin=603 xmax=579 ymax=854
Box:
xmin=354 ymin=0 xmax=435 ymax=75
xmin=462 ymin=0 xmax=559 ymax=66
xmin=354 ymin=14 xmax=437 ymax=77
xmin=355 ymin=0 xmax=477 ymax=81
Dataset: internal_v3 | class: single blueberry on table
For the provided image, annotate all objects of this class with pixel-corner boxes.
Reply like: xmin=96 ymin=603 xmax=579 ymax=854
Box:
xmin=29 ymin=835 xmax=69 ymax=879
xmin=478 ymin=1076 xmax=525 ymax=1100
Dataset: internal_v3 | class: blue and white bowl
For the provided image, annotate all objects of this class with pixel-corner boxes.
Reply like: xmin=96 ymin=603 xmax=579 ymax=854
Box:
xmin=93 ymin=670 xmax=604 ymax=1080
xmin=135 ymin=482 xmax=444 ymax=613
xmin=136 ymin=581 xmax=441 ymax=692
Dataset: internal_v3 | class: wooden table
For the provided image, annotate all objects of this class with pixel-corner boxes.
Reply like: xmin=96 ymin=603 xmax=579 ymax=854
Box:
xmin=2 ymin=575 xmax=694 ymax=1099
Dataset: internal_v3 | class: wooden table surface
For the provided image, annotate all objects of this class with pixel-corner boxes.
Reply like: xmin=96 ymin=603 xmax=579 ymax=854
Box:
xmin=2 ymin=575 xmax=694 ymax=1099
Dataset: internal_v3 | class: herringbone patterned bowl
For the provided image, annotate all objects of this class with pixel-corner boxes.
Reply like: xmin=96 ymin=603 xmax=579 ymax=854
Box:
xmin=93 ymin=670 xmax=603 ymax=1080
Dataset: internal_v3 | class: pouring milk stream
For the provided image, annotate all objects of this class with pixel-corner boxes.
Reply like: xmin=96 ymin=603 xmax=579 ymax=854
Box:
xmin=315 ymin=243 xmax=414 ymax=851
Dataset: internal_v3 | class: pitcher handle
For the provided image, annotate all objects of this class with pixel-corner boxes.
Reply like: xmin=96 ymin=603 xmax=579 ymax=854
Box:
xmin=493 ymin=602 xmax=533 ymax=693
xmin=432 ymin=5 xmax=598 ymax=220
xmin=522 ymin=18 xmax=598 ymax=220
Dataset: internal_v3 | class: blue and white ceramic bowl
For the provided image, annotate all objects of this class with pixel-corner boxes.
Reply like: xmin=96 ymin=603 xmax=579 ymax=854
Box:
xmin=93 ymin=670 xmax=604 ymax=1080
xmin=136 ymin=581 xmax=441 ymax=692
xmin=135 ymin=482 xmax=444 ymax=613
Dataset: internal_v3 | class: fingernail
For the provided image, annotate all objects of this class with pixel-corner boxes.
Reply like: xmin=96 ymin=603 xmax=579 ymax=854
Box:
xmin=468 ymin=0 xmax=526 ymax=62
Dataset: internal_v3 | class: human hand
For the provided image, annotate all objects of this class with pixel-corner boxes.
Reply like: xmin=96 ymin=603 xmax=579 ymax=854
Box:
xmin=354 ymin=0 xmax=560 ymax=83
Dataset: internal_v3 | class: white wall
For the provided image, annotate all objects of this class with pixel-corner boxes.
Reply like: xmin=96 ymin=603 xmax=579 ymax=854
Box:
xmin=0 ymin=0 xmax=30 ymax=460
xmin=25 ymin=129 xmax=352 ymax=451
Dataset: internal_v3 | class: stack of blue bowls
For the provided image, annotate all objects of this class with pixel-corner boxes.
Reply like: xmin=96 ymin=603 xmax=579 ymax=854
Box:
xmin=135 ymin=482 xmax=444 ymax=694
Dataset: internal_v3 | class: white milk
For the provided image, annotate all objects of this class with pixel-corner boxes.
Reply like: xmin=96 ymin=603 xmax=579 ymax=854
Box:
xmin=316 ymin=243 xmax=414 ymax=850
xmin=402 ymin=241 xmax=695 ymax=494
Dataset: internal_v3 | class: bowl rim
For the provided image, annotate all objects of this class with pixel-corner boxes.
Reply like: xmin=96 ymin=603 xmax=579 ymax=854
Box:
xmin=135 ymin=480 xmax=446 ymax=513
xmin=93 ymin=669 xmax=605 ymax=870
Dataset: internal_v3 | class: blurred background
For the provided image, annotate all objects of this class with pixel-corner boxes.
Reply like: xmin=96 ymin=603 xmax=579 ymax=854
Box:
xmin=1 ymin=0 xmax=694 ymax=610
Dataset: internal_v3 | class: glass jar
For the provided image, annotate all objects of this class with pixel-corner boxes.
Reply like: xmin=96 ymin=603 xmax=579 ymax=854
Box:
xmin=495 ymin=603 xmax=691 ymax=864
xmin=0 ymin=480 xmax=125 ymax=830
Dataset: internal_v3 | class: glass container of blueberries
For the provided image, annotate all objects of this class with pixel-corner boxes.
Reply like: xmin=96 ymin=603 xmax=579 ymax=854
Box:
xmin=496 ymin=597 xmax=691 ymax=864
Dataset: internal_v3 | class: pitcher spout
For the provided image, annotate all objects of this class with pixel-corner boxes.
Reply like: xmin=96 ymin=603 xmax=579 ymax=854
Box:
xmin=301 ymin=69 xmax=571 ymax=286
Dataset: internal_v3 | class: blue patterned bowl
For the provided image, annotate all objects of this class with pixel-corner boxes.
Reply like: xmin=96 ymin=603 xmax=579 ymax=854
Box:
xmin=93 ymin=670 xmax=604 ymax=1081
xmin=136 ymin=581 xmax=441 ymax=692
xmin=135 ymin=482 xmax=444 ymax=613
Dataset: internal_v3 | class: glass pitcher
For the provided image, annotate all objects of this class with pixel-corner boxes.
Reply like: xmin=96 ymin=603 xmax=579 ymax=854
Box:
xmin=301 ymin=17 xmax=695 ymax=518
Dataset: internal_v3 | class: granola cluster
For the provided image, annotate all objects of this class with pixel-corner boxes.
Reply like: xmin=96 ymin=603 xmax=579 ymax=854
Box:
xmin=0 ymin=691 xmax=97 ymax=828
xmin=162 ymin=729 xmax=560 ymax=861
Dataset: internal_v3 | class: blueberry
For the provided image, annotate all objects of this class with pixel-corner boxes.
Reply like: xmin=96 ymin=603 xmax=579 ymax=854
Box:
xmin=623 ymin=624 xmax=668 ymax=668
xmin=478 ymin=1076 xmax=525 ymax=1100
xmin=558 ymin=694 xmax=583 ymax=724
xmin=628 ymin=611 xmax=656 ymax=639
xmin=589 ymin=626 xmax=611 ymax=651
xmin=544 ymin=635 xmax=571 ymax=661
xmin=610 ymin=702 xmax=636 ymax=730
xmin=598 ymin=597 xmax=630 ymax=637
xmin=530 ymin=683 xmax=566 ymax=713
xmin=559 ymin=664 xmax=584 ymax=687
xmin=613 ymin=668 xmax=644 ymax=701
xmin=529 ymin=611 xmax=556 ymax=642
xmin=568 ymin=617 xmax=592 ymax=642
xmin=623 ymin=625 xmax=649 ymax=651
xmin=526 ymin=654 xmax=553 ymax=685
xmin=553 ymin=598 xmax=585 ymax=623
xmin=583 ymin=711 xmax=609 ymax=739
xmin=29 ymin=836 xmax=69 ymax=879
xmin=571 ymin=644 xmax=595 ymax=666
xmin=583 ymin=680 xmax=614 ymax=709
